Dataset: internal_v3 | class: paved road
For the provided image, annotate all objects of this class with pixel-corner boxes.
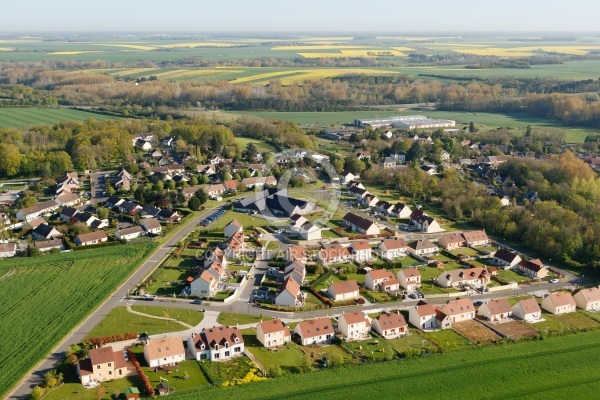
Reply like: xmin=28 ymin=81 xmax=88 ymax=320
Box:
xmin=7 ymin=207 xmax=218 ymax=400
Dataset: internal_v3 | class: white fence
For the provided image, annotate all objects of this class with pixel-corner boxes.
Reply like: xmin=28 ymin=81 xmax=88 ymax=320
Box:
xmin=487 ymin=282 xmax=518 ymax=293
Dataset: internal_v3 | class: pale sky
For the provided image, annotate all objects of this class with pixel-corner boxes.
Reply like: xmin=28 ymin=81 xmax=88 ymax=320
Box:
xmin=2 ymin=0 xmax=599 ymax=32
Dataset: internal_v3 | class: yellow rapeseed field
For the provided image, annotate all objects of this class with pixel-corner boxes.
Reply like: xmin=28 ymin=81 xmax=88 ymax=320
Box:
xmin=92 ymin=43 xmax=158 ymax=51
xmin=0 ymin=48 xmax=15 ymax=51
xmin=48 ymin=51 xmax=100 ymax=55
xmin=272 ymin=45 xmax=366 ymax=51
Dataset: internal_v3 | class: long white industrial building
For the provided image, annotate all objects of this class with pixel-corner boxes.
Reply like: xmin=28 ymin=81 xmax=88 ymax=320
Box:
xmin=354 ymin=115 xmax=455 ymax=129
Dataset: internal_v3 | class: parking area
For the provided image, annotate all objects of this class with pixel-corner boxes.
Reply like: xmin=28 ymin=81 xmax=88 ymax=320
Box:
xmin=199 ymin=208 xmax=225 ymax=227
xmin=481 ymin=319 xmax=539 ymax=339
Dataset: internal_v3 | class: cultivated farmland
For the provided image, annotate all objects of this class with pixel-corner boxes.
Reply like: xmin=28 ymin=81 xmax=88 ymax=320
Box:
xmin=169 ymin=330 xmax=600 ymax=400
xmin=0 ymin=108 xmax=120 ymax=128
xmin=0 ymin=242 xmax=157 ymax=398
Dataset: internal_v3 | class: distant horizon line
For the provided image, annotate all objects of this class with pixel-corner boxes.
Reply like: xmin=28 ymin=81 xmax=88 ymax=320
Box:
xmin=0 ymin=30 xmax=600 ymax=35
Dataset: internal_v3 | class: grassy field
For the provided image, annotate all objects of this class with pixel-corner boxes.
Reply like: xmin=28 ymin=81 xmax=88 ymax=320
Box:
xmin=243 ymin=330 xmax=307 ymax=373
xmin=0 ymin=107 xmax=120 ymax=128
xmin=421 ymin=329 xmax=473 ymax=351
xmin=129 ymin=305 xmax=205 ymax=326
xmin=217 ymin=312 xmax=273 ymax=326
xmin=0 ymin=242 xmax=158 ymax=398
xmin=169 ymin=330 xmax=600 ymax=400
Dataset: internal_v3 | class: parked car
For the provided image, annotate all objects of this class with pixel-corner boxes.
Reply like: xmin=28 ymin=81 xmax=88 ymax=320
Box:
xmin=191 ymin=299 xmax=203 ymax=304
xmin=550 ymin=278 xmax=559 ymax=283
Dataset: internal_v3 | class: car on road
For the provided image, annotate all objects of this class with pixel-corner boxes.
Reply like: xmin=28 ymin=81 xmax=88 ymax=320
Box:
xmin=142 ymin=294 xmax=157 ymax=300
xmin=550 ymin=278 xmax=559 ymax=283
xmin=474 ymin=300 xmax=484 ymax=306
xmin=191 ymin=299 xmax=203 ymax=304
xmin=408 ymin=293 xmax=418 ymax=299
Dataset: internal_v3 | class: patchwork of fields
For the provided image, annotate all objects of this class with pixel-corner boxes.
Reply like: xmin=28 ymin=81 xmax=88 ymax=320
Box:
xmin=0 ymin=242 xmax=158 ymax=398
xmin=169 ymin=330 xmax=600 ymax=400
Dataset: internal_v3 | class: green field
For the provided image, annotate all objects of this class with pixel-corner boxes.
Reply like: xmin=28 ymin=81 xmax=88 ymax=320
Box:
xmin=0 ymin=242 xmax=158 ymax=398
xmin=217 ymin=312 xmax=272 ymax=326
xmin=0 ymin=107 xmax=121 ymax=128
xmin=167 ymin=330 xmax=600 ymax=400
xmin=130 ymin=305 xmax=204 ymax=326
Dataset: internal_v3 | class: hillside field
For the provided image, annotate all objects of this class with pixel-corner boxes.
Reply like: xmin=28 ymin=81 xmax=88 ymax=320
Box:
xmin=0 ymin=108 xmax=120 ymax=128
xmin=170 ymin=330 xmax=600 ymax=400
xmin=0 ymin=242 xmax=158 ymax=398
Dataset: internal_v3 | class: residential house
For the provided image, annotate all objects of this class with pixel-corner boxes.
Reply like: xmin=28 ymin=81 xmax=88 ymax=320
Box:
xmin=541 ymin=292 xmax=576 ymax=315
xmin=181 ymin=185 xmax=203 ymax=198
xmin=16 ymin=200 xmax=59 ymax=221
xmin=573 ymin=287 xmax=600 ymax=311
xmin=492 ymin=248 xmax=522 ymax=269
xmin=327 ymin=280 xmax=359 ymax=301
xmin=346 ymin=180 xmax=365 ymax=191
xmin=477 ymin=298 xmax=512 ymax=321
xmin=517 ymin=259 xmax=548 ymax=279
xmin=275 ymin=277 xmax=303 ymax=307
xmin=74 ymin=212 xmax=108 ymax=230
xmin=347 ymin=185 xmax=369 ymax=200
xmin=203 ymin=184 xmax=226 ymax=199
xmin=397 ymin=268 xmax=421 ymax=291
xmin=59 ymin=206 xmax=79 ymax=221
xmin=24 ymin=217 xmax=47 ymax=231
xmin=355 ymin=151 xmax=371 ymax=160
xmin=364 ymin=269 xmax=400 ymax=292
xmin=437 ymin=233 xmax=465 ymax=250
xmin=436 ymin=298 xmax=476 ymax=328
xmin=342 ymin=212 xmax=380 ymax=235
xmin=241 ymin=176 xmax=277 ymax=189
xmin=340 ymin=171 xmax=357 ymax=184
xmin=0 ymin=213 xmax=9 ymax=226
xmin=157 ymin=209 xmax=181 ymax=223
xmin=140 ymin=204 xmax=160 ymax=218
xmin=141 ymin=218 xmax=162 ymax=235
xmin=30 ymin=238 xmax=63 ymax=253
xmin=316 ymin=245 xmax=351 ymax=265
xmin=196 ymin=164 xmax=216 ymax=176
xmin=74 ymin=231 xmax=108 ymax=246
xmin=286 ymin=245 xmax=307 ymax=263
xmin=294 ymin=318 xmax=334 ymax=345
xmin=105 ymin=196 xmax=124 ymax=209
xmin=350 ymin=240 xmax=372 ymax=262
xmin=338 ymin=312 xmax=371 ymax=340
xmin=190 ymin=270 xmax=219 ymax=298
xmin=298 ymin=221 xmax=321 ymax=240
xmin=371 ymin=312 xmax=408 ymax=339
xmin=0 ymin=243 xmax=16 ymax=258
xmin=55 ymin=192 xmax=80 ymax=207
xmin=188 ymin=326 xmax=244 ymax=361
xmin=375 ymin=201 xmax=395 ymax=215
xmin=256 ymin=320 xmax=291 ymax=348
xmin=378 ymin=238 xmax=407 ymax=260
xmin=436 ymin=267 xmax=490 ymax=289
xmin=409 ymin=301 xmax=437 ymax=330
xmin=511 ymin=297 xmax=542 ymax=322
xmin=409 ymin=210 xmax=443 ymax=233
xmin=224 ymin=180 xmax=239 ymax=192
xmin=55 ymin=172 xmax=79 ymax=194
xmin=115 ymin=226 xmax=144 ymax=241
xmin=379 ymin=157 xmax=396 ymax=169
xmin=406 ymin=240 xmax=438 ymax=256
xmin=391 ymin=203 xmax=411 ymax=219
xmin=77 ymin=346 xmax=128 ymax=385
xmin=118 ymin=201 xmax=141 ymax=215
xmin=360 ymin=193 xmax=379 ymax=208
xmin=143 ymin=337 xmax=185 ymax=368
xmin=462 ymin=230 xmax=489 ymax=247
xmin=32 ymin=224 xmax=62 ymax=240
xmin=224 ymin=219 xmax=243 ymax=239
xmin=421 ymin=164 xmax=437 ymax=176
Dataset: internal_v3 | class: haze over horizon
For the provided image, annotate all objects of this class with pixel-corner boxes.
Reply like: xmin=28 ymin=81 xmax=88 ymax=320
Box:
xmin=3 ymin=0 xmax=600 ymax=32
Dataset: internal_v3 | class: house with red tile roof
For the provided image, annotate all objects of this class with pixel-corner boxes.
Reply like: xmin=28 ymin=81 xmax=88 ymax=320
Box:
xmin=276 ymin=277 xmax=303 ymax=307
xmin=378 ymin=238 xmax=407 ymax=260
xmin=188 ymin=326 xmax=244 ymax=361
xmin=77 ymin=346 xmax=129 ymax=385
xmin=409 ymin=301 xmax=437 ymax=330
xmin=317 ymin=245 xmax=351 ymax=265
xmin=511 ymin=297 xmax=542 ymax=322
xmin=371 ymin=312 xmax=408 ymax=339
xmin=294 ymin=318 xmax=334 ymax=345
xmin=477 ymin=298 xmax=512 ymax=321
xmin=144 ymin=337 xmax=185 ymax=368
xmin=541 ymin=292 xmax=576 ymax=315
xmin=338 ymin=312 xmax=371 ymax=340
xmin=257 ymin=320 xmax=291 ymax=348
xmin=396 ymin=268 xmax=421 ymax=291
xmin=350 ymin=240 xmax=372 ymax=262
xmin=364 ymin=269 xmax=400 ymax=292
xmin=327 ymin=280 xmax=359 ymax=301
xmin=437 ymin=298 xmax=476 ymax=328
xmin=573 ymin=287 xmax=600 ymax=311
xmin=437 ymin=267 xmax=490 ymax=289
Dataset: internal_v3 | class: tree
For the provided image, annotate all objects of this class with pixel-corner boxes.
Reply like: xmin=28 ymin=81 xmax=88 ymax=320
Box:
xmin=189 ymin=175 xmax=198 ymax=186
xmin=469 ymin=121 xmax=476 ymax=133
xmin=30 ymin=386 xmax=44 ymax=400
xmin=242 ymin=142 xmax=258 ymax=162
xmin=0 ymin=143 xmax=22 ymax=177
xmin=222 ymin=172 xmax=233 ymax=182
xmin=195 ymin=189 xmax=208 ymax=205
xmin=105 ymin=186 xmax=116 ymax=196
xmin=96 ymin=206 xmax=109 ymax=219
xmin=167 ymin=180 xmax=176 ymax=191
xmin=188 ymin=195 xmax=201 ymax=211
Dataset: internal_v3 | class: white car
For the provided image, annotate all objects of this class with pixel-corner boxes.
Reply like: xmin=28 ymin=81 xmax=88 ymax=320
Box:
xmin=550 ymin=278 xmax=559 ymax=283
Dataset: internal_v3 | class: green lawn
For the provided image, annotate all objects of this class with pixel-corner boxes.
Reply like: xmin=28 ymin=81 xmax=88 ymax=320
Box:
xmin=0 ymin=107 xmax=120 ymax=128
xmin=234 ymin=136 xmax=276 ymax=153
xmin=169 ymin=329 xmax=600 ymax=400
xmin=385 ymin=334 xmax=435 ymax=354
xmin=201 ymin=211 xmax=281 ymax=234
xmin=129 ymin=305 xmax=204 ymax=326
xmin=344 ymin=335 xmax=395 ymax=361
xmin=86 ymin=306 xmax=191 ymax=338
xmin=449 ymin=247 xmax=481 ymax=257
xmin=299 ymin=344 xmax=353 ymax=364
xmin=0 ymin=242 xmax=158 ymax=398
xmin=44 ymin=375 xmax=144 ymax=400
xmin=526 ymin=312 xmax=570 ymax=334
xmin=548 ymin=312 xmax=600 ymax=330
xmin=217 ymin=312 xmax=273 ymax=326
xmin=421 ymin=329 xmax=473 ymax=352
xmin=496 ymin=268 xmax=529 ymax=283
xmin=243 ymin=331 xmax=307 ymax=373
xmin=146 ymin=267 xmax=196 ymax=296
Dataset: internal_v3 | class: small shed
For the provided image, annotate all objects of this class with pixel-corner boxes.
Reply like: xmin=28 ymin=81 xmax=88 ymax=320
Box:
xmin=123 ymin=387 xmax=140 ymax=400
xmin=157 ymin=383 xmax=171 ymax=396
